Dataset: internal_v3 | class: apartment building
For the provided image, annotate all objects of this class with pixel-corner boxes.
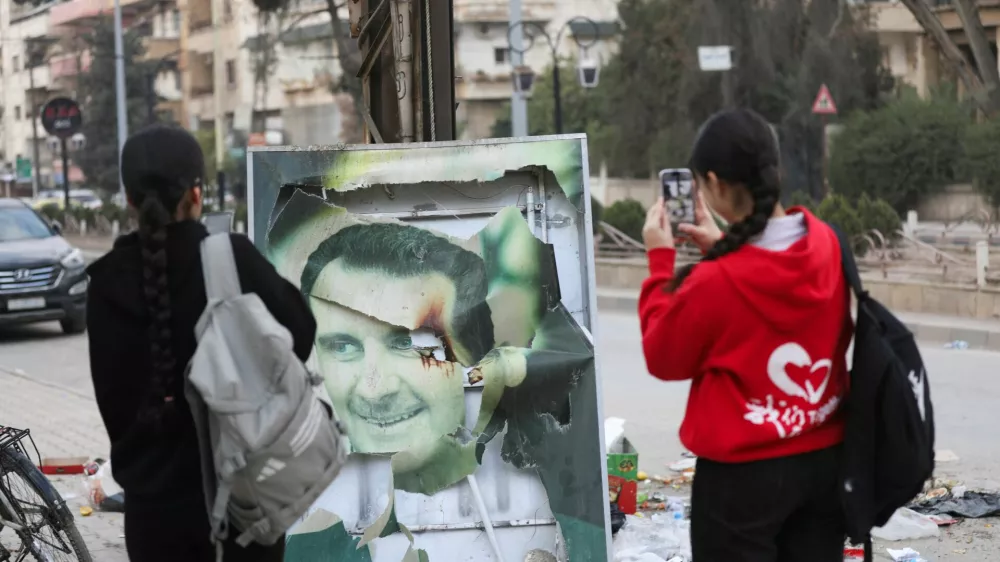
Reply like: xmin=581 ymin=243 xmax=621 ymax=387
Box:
xmin=454 ymin=0 xmax=619 ymax=139
xmin=0 ymin=0 xmax=61 ymax=192
xmin=0 ymin=0 xmax=184 ymax=195
xmin=181 ymin=0 xmax=353 ymax=146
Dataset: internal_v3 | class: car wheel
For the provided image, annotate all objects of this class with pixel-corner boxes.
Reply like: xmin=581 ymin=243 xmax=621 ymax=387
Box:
xmin=60 ymin=315 xmax=86 ymax=335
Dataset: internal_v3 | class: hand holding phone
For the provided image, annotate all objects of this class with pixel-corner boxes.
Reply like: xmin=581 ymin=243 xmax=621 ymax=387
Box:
xmin=677 ymin=190 xmax=724 ymax=254
xmin=659 ymin=168 xmax=695 ymax=237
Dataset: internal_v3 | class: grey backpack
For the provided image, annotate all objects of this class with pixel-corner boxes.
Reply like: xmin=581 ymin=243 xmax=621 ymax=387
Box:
xmin=185 ymin=233 xmax=346 ymax=558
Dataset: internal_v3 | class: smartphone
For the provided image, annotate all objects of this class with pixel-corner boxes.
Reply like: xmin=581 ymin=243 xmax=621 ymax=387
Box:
xmin=202 ymin=211 xmax=234 ymax=234
xmin=659 ymin=168 xmax=695 ymax=228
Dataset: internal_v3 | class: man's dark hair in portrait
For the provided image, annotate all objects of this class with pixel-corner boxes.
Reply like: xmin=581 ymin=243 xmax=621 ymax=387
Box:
xmin=300 ymin=222 xmax=495 ymax=363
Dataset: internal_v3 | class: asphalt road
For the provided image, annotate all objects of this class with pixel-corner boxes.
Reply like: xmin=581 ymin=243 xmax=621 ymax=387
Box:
xmin=1 ymin=311 xmax=998 ymax=560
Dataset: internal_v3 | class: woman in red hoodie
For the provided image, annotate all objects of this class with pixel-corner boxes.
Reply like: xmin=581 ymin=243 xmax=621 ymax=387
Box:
xmin=640 ymin=108 xmax=852 ymax=561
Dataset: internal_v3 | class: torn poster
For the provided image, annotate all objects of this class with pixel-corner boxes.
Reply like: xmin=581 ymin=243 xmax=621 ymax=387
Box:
xmin=247 ymin=136 xmax=610 ymax=562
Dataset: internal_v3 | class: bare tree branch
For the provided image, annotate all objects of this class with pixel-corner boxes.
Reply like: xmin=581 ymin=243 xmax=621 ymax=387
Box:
xmin=953 ymin=0 xmax=1000 ymax=113
xmin=897 ymin=0 xmax=994 ymax=113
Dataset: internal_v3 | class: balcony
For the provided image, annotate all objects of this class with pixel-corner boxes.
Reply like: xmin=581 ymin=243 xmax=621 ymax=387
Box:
xmin=454 ymin=0 xmax=554 ymax=22
xmin=49 ymin=0 xmax=160 ymax=28
xmin=187 ymin=0 xmax=213 ymax=32
xmin=188 ymin=52 xmax=213 ymax=96
xmin=143 ymin=36 xmax=181 ymax=61
xmin=48 ymin=52 xmax=91 ymax=81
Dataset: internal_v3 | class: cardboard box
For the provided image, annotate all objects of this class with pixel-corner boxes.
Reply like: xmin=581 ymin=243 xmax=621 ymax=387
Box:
xmin=607 ymin=437 xmax=638 ymax=514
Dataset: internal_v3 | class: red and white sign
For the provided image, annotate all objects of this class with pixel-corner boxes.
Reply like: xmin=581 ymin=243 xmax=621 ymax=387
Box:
xmin=812 ymin=84 xmax=837 ymax=115
xmin=247 ymin=132 xmax=267 ymax=146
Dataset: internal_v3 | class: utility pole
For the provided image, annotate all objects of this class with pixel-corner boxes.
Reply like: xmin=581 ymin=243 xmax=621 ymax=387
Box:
xmin=211 ymin=0 xmax=226 ymax=210
xmin=114 ymin=0 xmax=128 ymax=204
xmin=28 ymin=63 xmax=40 ymax=199
xmin=508 ymin=0 xmax=527 ymax=136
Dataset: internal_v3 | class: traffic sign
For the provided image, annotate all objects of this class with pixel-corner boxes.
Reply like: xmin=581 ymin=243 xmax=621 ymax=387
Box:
xmin=15 ymin=156 xmax=31 ymax=180
xmin=812 ymin=84 xmax=837 ymax=115
xmin=40 ymin=97 xmax=82 ymax=138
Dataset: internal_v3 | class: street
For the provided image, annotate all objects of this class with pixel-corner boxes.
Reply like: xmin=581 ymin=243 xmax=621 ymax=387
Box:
xmin=1 ymin=311 xmax=999 ymax=560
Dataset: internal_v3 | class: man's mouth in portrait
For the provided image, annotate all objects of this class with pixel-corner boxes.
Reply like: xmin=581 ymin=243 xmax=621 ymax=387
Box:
xmin=353 ymin=404 xmax=428 ymax=428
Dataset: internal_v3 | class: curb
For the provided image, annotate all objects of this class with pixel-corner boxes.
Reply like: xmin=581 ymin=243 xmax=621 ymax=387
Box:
xmin=0 ymin=365 xmax=96 ymax=402
xmin=596 ymin=292 xmax=1000 ymax=352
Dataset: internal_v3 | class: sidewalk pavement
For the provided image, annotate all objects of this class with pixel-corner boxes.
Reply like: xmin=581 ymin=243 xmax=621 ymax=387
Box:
xmin=597 ymin=287 xmax=1000 ymax=351
xmin=0 ymin=367 xmax=126 ymax=558
xmin=0 ymin=367 xmax=109 ymax=459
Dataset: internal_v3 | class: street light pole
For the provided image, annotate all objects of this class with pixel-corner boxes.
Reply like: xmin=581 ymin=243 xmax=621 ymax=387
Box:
xmin=507 ymin=0 xmax=528 ymax=136
xmin=507 ymin=16 xmax=599 ymax=136
xmin=552 ymin=64 xmax=562 ymax=134
xmin=28 ymin=64 xmax=40 ymax=199
xmin=113 ymin=0 xmax=128 ymax=205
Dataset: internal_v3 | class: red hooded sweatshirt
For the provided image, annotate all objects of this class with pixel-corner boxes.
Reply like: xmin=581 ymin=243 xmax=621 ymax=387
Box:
xmin=639 ymin=209 xmax=851 ymax=463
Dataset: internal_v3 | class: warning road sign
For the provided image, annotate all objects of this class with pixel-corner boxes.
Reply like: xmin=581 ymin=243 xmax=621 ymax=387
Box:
xmin=812 ymin=84 xmax=837 ymax=115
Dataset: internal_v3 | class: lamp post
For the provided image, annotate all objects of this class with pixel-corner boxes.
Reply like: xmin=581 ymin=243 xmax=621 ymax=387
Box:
xmin=506 ymin=16 xmax=601 ymax=134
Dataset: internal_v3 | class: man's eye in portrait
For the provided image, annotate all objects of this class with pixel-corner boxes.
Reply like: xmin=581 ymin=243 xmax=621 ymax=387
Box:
xmin=388 ymin=333 xmax=414 ymax=353
xmin=320 ymin=334 xmax=364 ymax=361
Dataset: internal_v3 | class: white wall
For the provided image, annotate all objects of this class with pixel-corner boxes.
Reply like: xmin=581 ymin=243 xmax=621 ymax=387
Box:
xmin=0 ymin=4 xmax=56 ymax=184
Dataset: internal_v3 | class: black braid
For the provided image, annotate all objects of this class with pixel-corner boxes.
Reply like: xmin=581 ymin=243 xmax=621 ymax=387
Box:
xmin=121 ymin=124 xmax=206 ymax=427
xmin=137 ymin=195 xmax=179 ymax=425
xmin=667 ymin=109 xmax=781 ymax=292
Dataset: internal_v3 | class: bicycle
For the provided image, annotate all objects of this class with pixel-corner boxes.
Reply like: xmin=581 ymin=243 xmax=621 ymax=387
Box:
xmin=0 ymin=426 xmax=91 ymax=562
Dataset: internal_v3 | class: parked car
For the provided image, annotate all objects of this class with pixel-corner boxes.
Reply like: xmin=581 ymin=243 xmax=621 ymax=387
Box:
xmin=0 ymin=198 xmax=87 ymax=334
xmin=29 ymin=189 xmax=103 ymax=211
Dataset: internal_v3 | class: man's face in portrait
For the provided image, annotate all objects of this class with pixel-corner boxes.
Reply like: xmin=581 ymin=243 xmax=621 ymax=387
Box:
xmin=301 ymin=223 xmax=494 ymax=454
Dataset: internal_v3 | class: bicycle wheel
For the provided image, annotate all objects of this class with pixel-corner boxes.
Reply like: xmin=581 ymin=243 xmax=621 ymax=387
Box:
xmin=0 ymin=450 xmax=92 ymax=562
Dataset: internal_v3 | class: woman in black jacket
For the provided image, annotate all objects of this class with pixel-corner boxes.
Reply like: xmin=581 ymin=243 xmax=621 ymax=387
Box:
xmin=86 ymin=125 xmax=316 ymax=561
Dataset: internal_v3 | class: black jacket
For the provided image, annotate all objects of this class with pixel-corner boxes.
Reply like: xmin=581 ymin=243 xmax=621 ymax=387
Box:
xmin=86 ymin=220 xmax=316 ymax=514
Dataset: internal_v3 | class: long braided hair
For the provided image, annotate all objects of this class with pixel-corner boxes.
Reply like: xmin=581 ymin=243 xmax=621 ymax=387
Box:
xmin=120 ymin=125 xmax=205 ymax=424
xmin=668 ymin=109 xmax=781 ymax=292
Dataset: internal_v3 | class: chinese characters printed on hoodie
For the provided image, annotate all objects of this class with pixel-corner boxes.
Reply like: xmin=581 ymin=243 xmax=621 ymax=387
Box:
xmin=639 ymin=209 xmax=853 ymax=463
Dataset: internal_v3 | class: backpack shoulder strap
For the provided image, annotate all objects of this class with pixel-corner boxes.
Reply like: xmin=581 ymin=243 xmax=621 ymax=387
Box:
xmin=200 ymin=233 xmax=241 ymax=301
xmin=829 ymin=224 xmax=867 ymax=301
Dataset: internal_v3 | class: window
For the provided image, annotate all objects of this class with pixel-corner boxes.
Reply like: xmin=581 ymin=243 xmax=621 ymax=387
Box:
xmin=12 ymin=55 xmax=19 ymax=72
xmin=14 ymin=106 xmax=21 ymax=120
xmin=0 ymin=207 xmax=53 ymax=242
xmin=173 ymin=9 xmax=181 ymax=35
xmin=225 ymin=60 xmax=237 ymax=88
xmin=175 ymin=70 xmax=182 ymax=91
xmin=493 ymin=47 xmax=508 ymax=64
xmin=223 ymin=0 xmax=232 ymax=20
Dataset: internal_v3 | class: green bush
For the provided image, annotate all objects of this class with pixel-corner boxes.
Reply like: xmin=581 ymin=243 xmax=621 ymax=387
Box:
xmin=815 ymin=194 xmax=863 ymax=239
xmin=964 ymin=117 xmax=1000 ymax=209
xmin=787 ymin=190 xmax=816 ymax=211
xmin=856 ymin=193 xmax=902 ymax=240
xmin=829 ymin=89 xmax=971 ymax=213
xmin=603 ymin=198 xmax=646 ymax=242
xmin=590 ymin=197 xmax=604 ymax=235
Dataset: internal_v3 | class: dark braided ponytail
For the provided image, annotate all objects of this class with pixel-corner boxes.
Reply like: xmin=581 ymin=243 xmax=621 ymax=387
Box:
xmin=668 ymin=109 xmax=781 ymax=292
xmin=121 ymin=125 xmax=206 ymax=426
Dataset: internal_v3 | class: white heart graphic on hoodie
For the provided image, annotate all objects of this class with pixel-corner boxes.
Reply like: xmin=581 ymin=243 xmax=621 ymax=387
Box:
xmin=766 ymin=342 xmax=832 ymax=405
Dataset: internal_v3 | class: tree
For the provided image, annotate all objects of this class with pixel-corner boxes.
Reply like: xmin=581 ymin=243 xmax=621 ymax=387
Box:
xmin=490 ymin=60 xmax=609 ymax=168
xmin=897 ymin=0 xmax=1000 ymax=115
xmin=592 ymin=0 xmax=892 ymax=187
xmin=195 ymin=129 xmax=239 ymax=187
xmin=964 ymin=116 xmax=1000 ymax=209
xmin=250 ymin=0 xmax=362 ymax=139
xmin=76 ymin=17 xmax=154 ymax=194
xmin=828 ymin=88 xmax=970 ymax=213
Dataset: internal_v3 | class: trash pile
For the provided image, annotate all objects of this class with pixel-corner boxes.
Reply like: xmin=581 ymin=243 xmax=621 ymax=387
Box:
xmin=910 ymin=478 xmax=1000 ymax=520
xmin=607 ymin=417 xmax=694 ymax=562
xmin=613 ymin=509 xmax=691 ymax=562
xmin=78 ymin=458 xmax=125 ymax=516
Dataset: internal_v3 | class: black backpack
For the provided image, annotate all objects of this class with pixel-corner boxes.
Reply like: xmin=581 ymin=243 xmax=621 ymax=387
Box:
xmin=834 ymin=227 xmax=935 ymax=561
